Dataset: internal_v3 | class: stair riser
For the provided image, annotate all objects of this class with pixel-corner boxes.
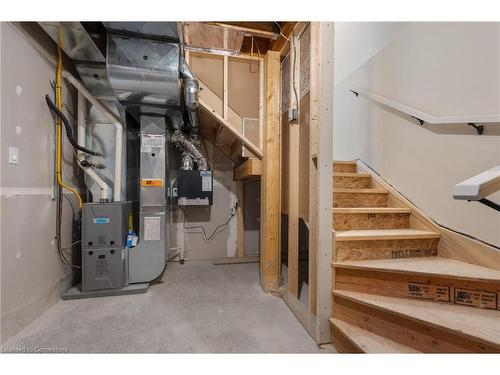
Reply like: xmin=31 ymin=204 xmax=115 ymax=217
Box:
xmin=335 ymin=238 xmax=439 ymax=262
xmin=330 ymin=324 xmax=364 ymax=353
xmin=333 ymin=296 xmax=500 ymax=353
xmin=333 ymin=193 xmax=388 ymax=208
xmin=333 ymin=164 xmax=357 ymax=173
xmin=335 ymin=268 xmax=500 ymax=310
xmin=334 ymin=176 xmax=370 ymax=189
xmin=333 ymin=212 xmax=410 ymax=230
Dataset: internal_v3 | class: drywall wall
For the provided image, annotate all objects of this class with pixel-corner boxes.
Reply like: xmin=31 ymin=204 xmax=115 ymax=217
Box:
xmin=334 ymin=22 xmax=411 ymax=85
xmin=171 ymin=140 xmax=239 ymax=260
xmin=333 ymin=22 xmax=500 ymax=247
xmin=1 ymin=22 xmax=80 ymax=342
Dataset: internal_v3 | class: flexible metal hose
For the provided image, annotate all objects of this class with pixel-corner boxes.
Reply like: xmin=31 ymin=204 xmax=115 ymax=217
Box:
xmin=45 ymin=95 xmax=102 ymax=157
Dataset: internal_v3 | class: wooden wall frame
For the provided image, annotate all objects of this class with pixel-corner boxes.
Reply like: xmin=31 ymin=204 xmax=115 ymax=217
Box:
xmin=270 ymin=22 xmax=334 ymax=345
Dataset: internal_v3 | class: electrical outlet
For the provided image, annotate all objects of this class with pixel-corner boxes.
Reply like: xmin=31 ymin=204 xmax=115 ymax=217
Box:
xmin=8 ymin=147 xmax=19 ymax=165
xmin=288 ymin=107 xmax=298 ymax=122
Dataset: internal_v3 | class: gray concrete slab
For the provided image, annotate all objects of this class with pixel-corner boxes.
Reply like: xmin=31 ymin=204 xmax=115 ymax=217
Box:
xmin=2 ymin=261 xmax=334 ymax=353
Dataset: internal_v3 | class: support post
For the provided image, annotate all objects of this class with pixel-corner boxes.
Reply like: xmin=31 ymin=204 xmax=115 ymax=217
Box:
xmin=312 ymin=22 xmax=334 ymax=344
xmin=260 ymin=50 xmax=281 ymax=292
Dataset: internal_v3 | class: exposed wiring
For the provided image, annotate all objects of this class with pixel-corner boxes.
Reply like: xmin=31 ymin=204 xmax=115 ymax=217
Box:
xmin=249 ymin=37 xmax=261 ymax=73
xmin=290 ymin=34 xmax=299 ymax=110
xmin=177 ymin=204 xmax=236 ymax=242
xmin=274 ymin=22 xmax=290 ymax=42
xmin=274 ymin=22 xmax=299 ymax=109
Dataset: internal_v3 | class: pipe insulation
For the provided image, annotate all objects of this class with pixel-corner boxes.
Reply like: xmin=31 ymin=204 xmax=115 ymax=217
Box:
xmin=62 ymin=71 xmax=124 ymax=202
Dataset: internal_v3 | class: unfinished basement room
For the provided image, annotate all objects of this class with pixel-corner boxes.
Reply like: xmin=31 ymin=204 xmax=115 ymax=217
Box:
xmin=1 ymin=1 xmax=500 ymax=370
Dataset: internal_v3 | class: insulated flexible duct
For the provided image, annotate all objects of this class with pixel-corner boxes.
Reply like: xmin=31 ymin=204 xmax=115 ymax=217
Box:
xmin=171 ymin=130 xmax=208 ymax=171
xmin=180 ymin=58 xmax=201 ymax=138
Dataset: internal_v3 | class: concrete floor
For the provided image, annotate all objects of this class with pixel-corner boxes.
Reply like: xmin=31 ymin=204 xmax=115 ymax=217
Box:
xmin=3 ymin=261 xmax=333 ymax=353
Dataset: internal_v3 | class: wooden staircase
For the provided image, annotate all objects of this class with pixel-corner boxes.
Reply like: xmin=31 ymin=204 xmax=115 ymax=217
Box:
xmin=331 ymin=160 xmax=500 ymax=353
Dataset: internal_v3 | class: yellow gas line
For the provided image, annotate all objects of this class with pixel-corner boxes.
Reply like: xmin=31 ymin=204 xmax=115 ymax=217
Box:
xmin=55 ymin=45 xmax=83 ymax=208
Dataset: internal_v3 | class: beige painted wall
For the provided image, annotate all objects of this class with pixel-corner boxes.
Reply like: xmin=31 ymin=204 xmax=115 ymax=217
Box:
xmin=1 ymin=22 xmax=80 ymax=342
xmin=334 ymin=22 xmax=500 ymax=247
xmin=170 ymin=140 xmax=238 ymax=260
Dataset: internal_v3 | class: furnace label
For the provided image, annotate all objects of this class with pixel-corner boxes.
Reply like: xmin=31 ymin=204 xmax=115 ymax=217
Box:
xmin=141 ymin=134 xmax=165 ymax=153
xmin=144 ymin=216 xmax=161 ymax=241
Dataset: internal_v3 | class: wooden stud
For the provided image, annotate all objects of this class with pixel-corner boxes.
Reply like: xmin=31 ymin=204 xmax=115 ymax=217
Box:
xmin=260 ymin=50 xmax=281 ymax=292
xmin=199 ymin=99 xmax=263 ymax=158
xmin=308 ymin=22 xmax=320 ymax=316
xmin=313 ymin=22 xmax=334 ymax=344
xmin=287 ymin=33 xmax=300 ymax=297
xmin=259 ymin=58 xmax=265 ymax=150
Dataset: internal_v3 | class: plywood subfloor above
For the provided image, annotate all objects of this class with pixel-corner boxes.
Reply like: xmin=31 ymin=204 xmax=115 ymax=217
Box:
xmin=333 ymin=256 xmax=500 ymax=283
xmin=332 ymin=290 xmax=500 ymax=348
xmin=335 ymin=229 xmax=441 ymax=242
xmin=329 ymin=318 xmax=419 ymax=353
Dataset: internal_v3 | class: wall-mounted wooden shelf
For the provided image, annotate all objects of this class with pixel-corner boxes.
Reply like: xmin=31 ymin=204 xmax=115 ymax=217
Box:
xmin=234 ymin=158 xmax=261 ymax=180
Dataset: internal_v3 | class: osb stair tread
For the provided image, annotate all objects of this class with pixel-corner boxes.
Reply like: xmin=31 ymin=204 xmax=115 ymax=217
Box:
xmin=333 ymin=256 xmax=500 ymax=283
xmin=335 ymin=229 xmax=441 ymax=241
xmin=333 ymin=173 xmax=371 ymax=178
xmin=332 ymin=290 xmax=500 ymax=348
xmin=329 ymin=318 xmax=419 ymax=353
xmin=334 ymin=188 xmax=388 ymax=194
xmin=333 ymin=207 xmax=412 ymax=214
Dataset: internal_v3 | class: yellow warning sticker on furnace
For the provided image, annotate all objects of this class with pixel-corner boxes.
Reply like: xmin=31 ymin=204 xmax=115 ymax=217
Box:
xmin=141 ymin=179 xmax=164 ymax=187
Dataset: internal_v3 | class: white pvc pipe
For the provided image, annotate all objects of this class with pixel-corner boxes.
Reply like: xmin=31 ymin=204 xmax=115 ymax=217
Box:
xmin=64 ymin=71 xmax=123 ymax=202
xmin=76 ymin=92 xmax=110 ymax=202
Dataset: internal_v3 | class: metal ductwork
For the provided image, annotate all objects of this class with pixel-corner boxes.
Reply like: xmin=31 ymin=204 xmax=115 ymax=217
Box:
xmin=39 ymin=22 xmax=213 ymax=298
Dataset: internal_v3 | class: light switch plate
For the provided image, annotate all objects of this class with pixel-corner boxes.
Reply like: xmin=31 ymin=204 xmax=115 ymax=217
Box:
xmin=8 ymin=146 xmax=19 ymax=165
